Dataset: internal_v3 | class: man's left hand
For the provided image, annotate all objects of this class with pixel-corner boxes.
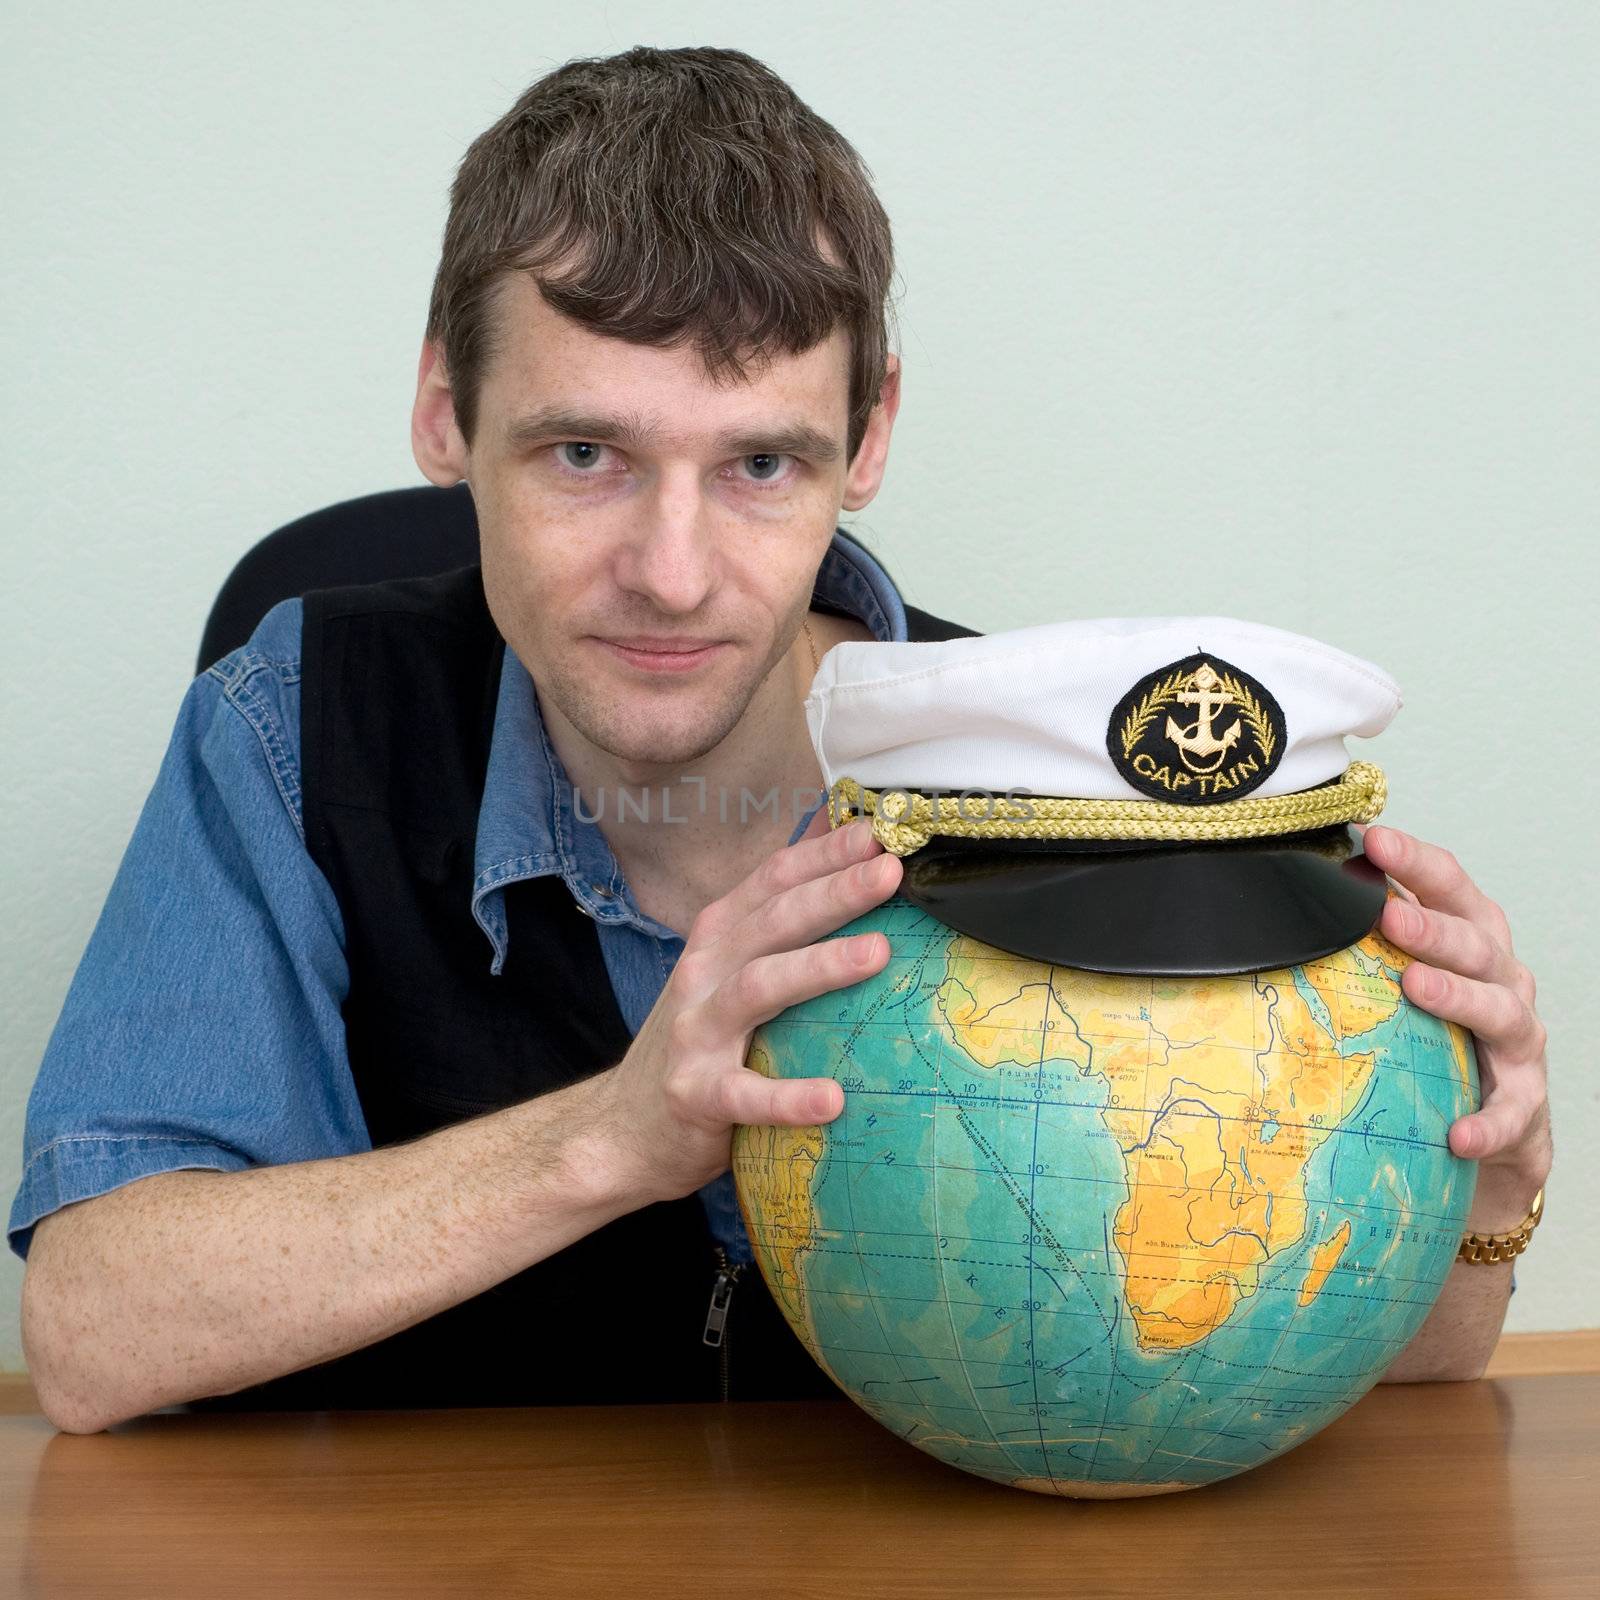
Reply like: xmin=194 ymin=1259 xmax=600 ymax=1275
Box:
xmin=1356 ymin=823 xmax=1554 ymax=1224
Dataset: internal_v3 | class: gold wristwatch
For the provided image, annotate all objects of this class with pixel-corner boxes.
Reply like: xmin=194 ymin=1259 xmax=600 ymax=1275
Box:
xmin=1457 ymin=1185 xmax=1544 ymax=1265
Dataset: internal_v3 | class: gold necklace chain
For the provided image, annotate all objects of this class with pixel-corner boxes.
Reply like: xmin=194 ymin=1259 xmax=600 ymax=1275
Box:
xmin=800 ymin=616 xmax=821 ymax=678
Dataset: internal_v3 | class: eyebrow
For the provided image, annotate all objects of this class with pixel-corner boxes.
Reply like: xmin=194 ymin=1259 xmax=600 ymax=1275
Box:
xmin=502 ymin=405 xmax=842 ymax=465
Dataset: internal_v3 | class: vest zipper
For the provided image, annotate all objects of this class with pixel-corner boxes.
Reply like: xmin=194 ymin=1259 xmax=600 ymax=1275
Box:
xmin=701 ymin=1242 xmax=746 ymax=1402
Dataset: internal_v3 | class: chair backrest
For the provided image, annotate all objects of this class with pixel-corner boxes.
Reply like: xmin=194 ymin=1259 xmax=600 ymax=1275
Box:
xmin=196 ymin=483 xmax=480 ymax=675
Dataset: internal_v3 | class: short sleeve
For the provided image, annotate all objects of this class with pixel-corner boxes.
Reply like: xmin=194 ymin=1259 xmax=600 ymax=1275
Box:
xmin=7 ymin=598 xmax=371 ymax=1262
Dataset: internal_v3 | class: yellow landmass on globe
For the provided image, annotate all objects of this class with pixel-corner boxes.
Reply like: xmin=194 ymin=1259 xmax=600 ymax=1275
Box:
xmin=1352 ymin=921 xmax=1473 ymax=1096
xmin=1446 ymin=1014 xmax=1476 ymax=1099
xmin=1299 ymin=1218 xmax=1352 ymax=1307
xmin=1302 ymin=937 xmax=1402 ymax=1036
xmin=935 ymin=927 xmax=1410 ymax=1353
xmin=732 ymin=1042 xmax=825 ymax=1346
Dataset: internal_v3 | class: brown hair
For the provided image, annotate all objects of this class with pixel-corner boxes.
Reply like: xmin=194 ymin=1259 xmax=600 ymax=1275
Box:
xmin=425 ymin=46 xmax=897 ymax=466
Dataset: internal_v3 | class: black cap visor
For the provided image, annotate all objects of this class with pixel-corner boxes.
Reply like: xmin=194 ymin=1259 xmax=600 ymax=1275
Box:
xmin=895 ymin=823 xmax=1388 ymax=976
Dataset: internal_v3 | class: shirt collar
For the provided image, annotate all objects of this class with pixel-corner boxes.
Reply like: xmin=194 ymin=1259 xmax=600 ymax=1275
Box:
xmin=470 ymin=530 xmax=909 ymax=976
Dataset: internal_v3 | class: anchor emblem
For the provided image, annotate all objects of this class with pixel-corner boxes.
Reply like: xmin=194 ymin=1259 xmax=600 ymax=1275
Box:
xmin=1164 ymin=662 xmax=1242 ymax=774
xmin=1108 ymin=649 xmax=1284 ymax=804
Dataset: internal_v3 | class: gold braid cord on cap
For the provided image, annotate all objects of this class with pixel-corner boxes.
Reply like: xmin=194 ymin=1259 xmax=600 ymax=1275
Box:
xmin=826 ymin=760 xmax=1388 ymax=857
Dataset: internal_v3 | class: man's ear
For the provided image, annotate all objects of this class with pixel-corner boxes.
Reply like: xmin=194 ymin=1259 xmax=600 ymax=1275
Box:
xmin=842 ymin=352 xmax=901 ymax=512
xmin=411 ymin=337 xmax=470 ymax=487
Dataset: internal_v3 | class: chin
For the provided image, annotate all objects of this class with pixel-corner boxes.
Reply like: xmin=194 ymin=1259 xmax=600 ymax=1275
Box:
xmin=577 ymin=695 xmax=743 ymax=768
xmin=550 ymin=643 xmax=770 ymax=762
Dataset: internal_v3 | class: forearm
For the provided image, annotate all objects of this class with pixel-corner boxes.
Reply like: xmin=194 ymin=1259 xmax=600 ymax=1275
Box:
xmin=1376 ymin=1166 xmax=1534 ymax=1383
xmin=21 ymin=1066 xmax=639 ymax=1432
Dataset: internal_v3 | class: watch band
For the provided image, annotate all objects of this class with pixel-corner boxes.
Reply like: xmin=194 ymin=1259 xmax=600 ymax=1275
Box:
xmin=1457 ymin=1184 xmax=1544 ymax=1265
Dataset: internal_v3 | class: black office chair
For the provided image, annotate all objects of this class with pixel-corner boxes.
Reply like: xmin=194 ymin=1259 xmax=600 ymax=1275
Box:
xmin=195 ymin=483 xmax=481 ymax=675
xmin=196 ymin=481 xmax=888 ymax=677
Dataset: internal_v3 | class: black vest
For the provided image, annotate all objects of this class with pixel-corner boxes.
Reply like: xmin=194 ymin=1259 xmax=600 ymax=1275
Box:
xmin=188 ymin=556 xmax=978 ymax=1412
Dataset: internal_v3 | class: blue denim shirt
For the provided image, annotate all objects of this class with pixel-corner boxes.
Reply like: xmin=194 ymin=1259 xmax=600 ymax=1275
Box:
xmin=7 ymin=531 xmax=908 ymax=1269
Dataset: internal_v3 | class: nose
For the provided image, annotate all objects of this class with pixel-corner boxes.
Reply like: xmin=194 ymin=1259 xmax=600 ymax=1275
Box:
xmin=612 ymin=464 xmax=720 ymax=616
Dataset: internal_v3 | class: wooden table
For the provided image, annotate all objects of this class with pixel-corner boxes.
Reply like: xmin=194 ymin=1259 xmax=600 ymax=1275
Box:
xmin=1 ymin=1375 xmax=1596 ymax=1598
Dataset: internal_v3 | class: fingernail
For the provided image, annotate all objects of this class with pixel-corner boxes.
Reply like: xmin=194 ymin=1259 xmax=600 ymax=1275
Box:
xmin=1392 ymin=902 xmax=1420 ymax=939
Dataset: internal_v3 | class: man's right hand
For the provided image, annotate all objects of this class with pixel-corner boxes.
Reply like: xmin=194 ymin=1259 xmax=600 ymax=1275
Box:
xmin=592 ymin=812 xmax=902 ymax=1207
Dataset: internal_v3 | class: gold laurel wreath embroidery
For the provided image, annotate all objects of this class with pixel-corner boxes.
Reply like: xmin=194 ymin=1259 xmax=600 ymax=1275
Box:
xmin=1215 ymin=671 xmax=1277 ymax=764
xmin=1117 ymin=669 xmax=1189 ymax=759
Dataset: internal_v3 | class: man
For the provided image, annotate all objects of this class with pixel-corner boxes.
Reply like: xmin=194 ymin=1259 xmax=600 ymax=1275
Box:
xmin=11 ymin=47 xmax=1553 ymax=1433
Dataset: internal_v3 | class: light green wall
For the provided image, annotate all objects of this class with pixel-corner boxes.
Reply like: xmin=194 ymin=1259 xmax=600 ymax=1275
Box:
xmin=3 ymin=3 xmax=1594 ymax=1370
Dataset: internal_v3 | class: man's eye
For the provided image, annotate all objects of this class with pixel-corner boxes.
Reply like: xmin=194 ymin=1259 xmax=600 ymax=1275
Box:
xmin=740 ymin=453 xmax=790 ymax=483
xmin=558 ymin=442 xmax=606 ymax=471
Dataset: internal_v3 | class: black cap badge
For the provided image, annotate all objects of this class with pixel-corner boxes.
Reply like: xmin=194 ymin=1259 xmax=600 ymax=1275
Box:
xmin=1106 ymin=652 xmax=1288 ymax=806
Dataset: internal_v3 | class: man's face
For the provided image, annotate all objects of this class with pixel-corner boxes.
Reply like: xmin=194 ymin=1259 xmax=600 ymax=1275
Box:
xmin=419 ymin=273 xmax=893 ymax=776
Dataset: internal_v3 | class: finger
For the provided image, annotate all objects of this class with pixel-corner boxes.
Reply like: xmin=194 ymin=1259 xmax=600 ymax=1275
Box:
xmin=728 ymin=844 xmax=904 ymax=969
xmin=712 ymin=1063 xmax=845 ymax=1128
xmin=1357 ymin=828 xmax=1419 ymax=905
xmin=1400 ymin=960 xmax=1547 ymax=1058
xmin=797 ymin=801 xmax=834 ymax=844
xmin=1448 ymin=1083 xmax=1543 ymax=1161
xmin=678 ymin=838 xmax=900 ymax=1001
xmin=1380 ymin=898 xmax=1528 ymax=997
xmin=1381 ymin=879 xmax=1421 ymax=909
xmin=691 ymin=815 xmax=882 ymax=948
xmin=690 ymin=925 xmax=892 ymax=1049
xmin=1362 ymin=826 xmax=1509 ymax=941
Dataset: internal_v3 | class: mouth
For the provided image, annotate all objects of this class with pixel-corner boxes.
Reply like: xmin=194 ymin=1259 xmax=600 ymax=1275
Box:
xmin=594 ymin=636 xmax=729 ymax=674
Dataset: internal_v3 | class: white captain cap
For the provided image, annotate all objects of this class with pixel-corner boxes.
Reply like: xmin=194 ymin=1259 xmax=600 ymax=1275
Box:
xmin=804 ymin=615 xmax=1402 ymax=977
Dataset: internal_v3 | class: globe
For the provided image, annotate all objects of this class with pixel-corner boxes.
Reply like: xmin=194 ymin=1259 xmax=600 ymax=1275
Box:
xmin=733 ymin=886 xmax=1479 ymax=1498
